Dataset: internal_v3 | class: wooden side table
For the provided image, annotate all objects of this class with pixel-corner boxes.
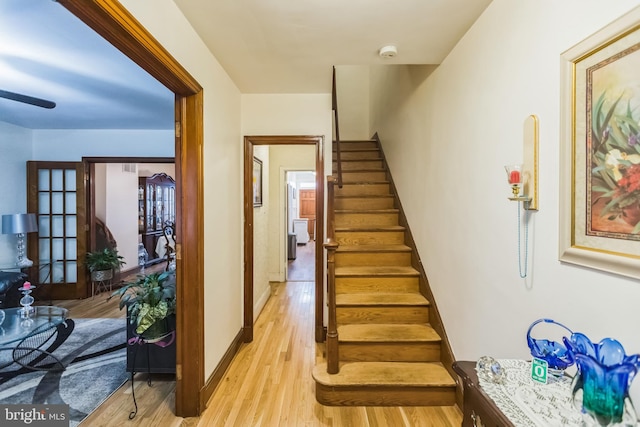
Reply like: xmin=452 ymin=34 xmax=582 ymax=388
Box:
xmin=453 ymin=361 xmax=515 ymax=427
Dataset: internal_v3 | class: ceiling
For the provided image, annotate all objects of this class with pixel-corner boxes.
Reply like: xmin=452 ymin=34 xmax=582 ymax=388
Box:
xmin=0 ymin=0 xmax=492 ymax=129
xmin=173 ymin=0 xmax=493 ymax=93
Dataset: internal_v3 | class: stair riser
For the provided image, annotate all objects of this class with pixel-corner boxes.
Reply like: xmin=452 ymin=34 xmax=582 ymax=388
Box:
xmin=337 ymin=307 xmax=429 ymax=324
xmin=334 ymin=141 xmax=378 ymax=150
xmin=335 ymin=198 xmax=394 ymax=210
xmin=335 ymin=213 xmax=398 ymax=227
xmin=334 ymin=160 xmax=383 ymax=170
xmin=338 ymin=150 xmax=381 ymax=160
xmin=336 ymin=277 xmax=419 ymax=293
xmin=340 ymin=171 xmax=387 ymax=182
xmin=315 ymin=383 xmax=456 ymax=407
xmin=340 ymin=343 xmax=441 ymax=363
xmin=335 ymin=231 xmax=404 ymax=245
xmin=335 ymin=252 xmax=411 ymax=267
xmin=335 ymin=184 xmax=390 ymax=197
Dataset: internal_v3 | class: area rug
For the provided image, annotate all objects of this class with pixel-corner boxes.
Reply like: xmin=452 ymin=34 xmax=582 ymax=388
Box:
xmin=0 ymin=317 xmax=128 ymax=427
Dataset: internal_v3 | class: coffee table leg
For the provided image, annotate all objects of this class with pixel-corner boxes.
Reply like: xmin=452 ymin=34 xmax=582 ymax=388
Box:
xmin=12 ymin=322 xmax=67 ymax=371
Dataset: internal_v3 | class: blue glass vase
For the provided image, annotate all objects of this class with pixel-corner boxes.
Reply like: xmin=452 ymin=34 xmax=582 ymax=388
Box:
xmin=564 ymin=334 xmax=640 ymax=426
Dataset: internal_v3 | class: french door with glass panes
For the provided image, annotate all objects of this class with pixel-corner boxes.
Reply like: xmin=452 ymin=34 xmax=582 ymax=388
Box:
xmin=27 ymin=161 xmax=87 ymax=299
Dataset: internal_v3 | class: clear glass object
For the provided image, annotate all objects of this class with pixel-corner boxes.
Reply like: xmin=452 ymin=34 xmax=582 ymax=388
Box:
xmin=18 ymin=284 xmax=36 ymax=318
xmin=563 ymin=334 xmax=640 ymax=426
xmin=476 ymin=356 xmax=505 ymax=384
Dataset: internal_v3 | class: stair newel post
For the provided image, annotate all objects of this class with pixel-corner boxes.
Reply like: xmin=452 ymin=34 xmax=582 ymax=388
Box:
xmin=325 ymin=175 xmax=340 ymax=374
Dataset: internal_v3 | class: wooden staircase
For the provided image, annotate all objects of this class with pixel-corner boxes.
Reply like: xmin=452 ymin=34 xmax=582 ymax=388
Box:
xmin=312 ymin=139 xmax=457 ymax=406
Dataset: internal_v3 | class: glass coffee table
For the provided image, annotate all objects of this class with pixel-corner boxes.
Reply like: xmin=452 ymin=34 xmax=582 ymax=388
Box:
xmin=0 ymin=306 xmax=69 ymax=371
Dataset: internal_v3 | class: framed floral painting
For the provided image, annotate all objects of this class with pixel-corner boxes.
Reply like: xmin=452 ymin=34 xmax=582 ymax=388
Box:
xmin=560 ymin=6 xmax=640 ymax=279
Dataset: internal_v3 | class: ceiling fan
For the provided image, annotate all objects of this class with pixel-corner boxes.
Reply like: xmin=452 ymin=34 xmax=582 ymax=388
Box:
xmin=0 ymin=89 xmax=56 ymax=109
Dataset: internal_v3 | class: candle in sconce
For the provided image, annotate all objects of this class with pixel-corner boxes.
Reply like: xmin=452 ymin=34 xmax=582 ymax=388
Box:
xmin=509 ymin=170 xmax=521 ymax=184
xmin=23 ymin=281 xmax=31 ymax=290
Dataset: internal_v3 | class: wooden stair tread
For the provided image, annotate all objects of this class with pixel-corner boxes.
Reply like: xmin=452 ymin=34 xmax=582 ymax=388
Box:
xmin=338 ymin=324 xmax=440 ymax=342
xmin=336 ymin=209 xmax=398 ymax=214
xmin=340 ymin=168 xmax=386 ymax=173
xmin=334 ymin=158 xmax=384 ymax=162
xmin=336 ymin=292 xmax=428 ymax=306
xmin=335 ymin=195 xmax=394 ymax=199
xmin=313 ymin=362 xmax=455 ymax=387
xmin=336 ymin=266 xmax=419 ymax=277
xmin=336 ymin=244 xmax=411 ymax=253
xmin=335 ymin=225 xmax=405 ymax=232
xmin=337 ymin=181 xmax=389 ymax=185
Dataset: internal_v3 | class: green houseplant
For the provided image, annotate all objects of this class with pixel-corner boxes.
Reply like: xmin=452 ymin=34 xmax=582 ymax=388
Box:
xmin=85 ymin=247 xmax=125 ymax=281
xmin=110 ymin=271 xmax=176 ymax=339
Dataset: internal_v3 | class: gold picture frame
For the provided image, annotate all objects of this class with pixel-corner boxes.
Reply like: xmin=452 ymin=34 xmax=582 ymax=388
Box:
xmin=560 ymin=6 xmax=640 ymax=280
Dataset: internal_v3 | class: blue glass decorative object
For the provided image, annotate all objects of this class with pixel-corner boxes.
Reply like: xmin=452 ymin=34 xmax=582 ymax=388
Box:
xmin=526 ymin=318 xmax=575 ymax=374
xmin=564 ymin=334 xmax=640 ymax=426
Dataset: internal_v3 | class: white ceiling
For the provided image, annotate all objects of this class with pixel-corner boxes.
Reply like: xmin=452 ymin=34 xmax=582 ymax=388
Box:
xmin=0 ymin=0 xmax=492 ymax=129
xmin=173 ymin=0 xmax=493 ymax=93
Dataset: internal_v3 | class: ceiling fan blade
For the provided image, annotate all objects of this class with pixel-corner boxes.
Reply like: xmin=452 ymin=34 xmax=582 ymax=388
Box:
xmin=0 ymin=89 xmax=56 ymax=109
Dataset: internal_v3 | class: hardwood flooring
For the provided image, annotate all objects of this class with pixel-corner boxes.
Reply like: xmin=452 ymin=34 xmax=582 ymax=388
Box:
xmin=49 ymin=276 xmax=462 ymax=426
xmin=287 ymin=241 xmax=315 ymax=282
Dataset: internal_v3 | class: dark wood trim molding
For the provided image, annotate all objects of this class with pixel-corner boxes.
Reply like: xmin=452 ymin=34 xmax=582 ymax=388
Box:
xmin=243 ymin=135 xmax=325 ymax=343
xmin=200 ymin=328 xmax=245 ymax=410
xmin=59 ymin=0 xmax=204 ymax=417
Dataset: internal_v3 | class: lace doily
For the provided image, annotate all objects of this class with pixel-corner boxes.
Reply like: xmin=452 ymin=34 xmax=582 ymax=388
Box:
xmin=477 ymin=359 xmax=582 ymax=426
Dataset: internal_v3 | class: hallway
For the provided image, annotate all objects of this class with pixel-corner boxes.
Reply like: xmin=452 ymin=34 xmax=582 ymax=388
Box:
xmin=197 ymin=280 xmax=462 ymax=426
xmin=287 ymin=240 xmax=315 ymax=282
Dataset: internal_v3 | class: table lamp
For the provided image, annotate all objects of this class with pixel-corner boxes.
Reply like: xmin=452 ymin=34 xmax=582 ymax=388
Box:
xmin=2 ymin=213 xmax=38 ymax=268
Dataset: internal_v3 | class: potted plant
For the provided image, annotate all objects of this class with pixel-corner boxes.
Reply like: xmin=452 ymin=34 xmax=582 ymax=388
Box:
xmin=110 ymin=271 xmax=176 ymax=339
xmin=85 ymin=247 xmax=125 ymax=281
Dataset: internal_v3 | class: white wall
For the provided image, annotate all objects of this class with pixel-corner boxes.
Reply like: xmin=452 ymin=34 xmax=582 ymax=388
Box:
xmin=269 ymin=146 xmax=315 ymax=282
xmin=368 ymin=0 xmax=640 ymax=367
xmin=0 ymin=122 xmax=32 ymax=266
xmin=94 ymin=164 xmax=107 ymax=222
xmin=104 ymin=163 xmax=138 ymax=269
xmin=120 ymin=0 xmax=243 ymax=380
xmin=336 ymin=66 xmax=370 ymax=140
xmin=32 ymin=129 xmax=174 ymax=159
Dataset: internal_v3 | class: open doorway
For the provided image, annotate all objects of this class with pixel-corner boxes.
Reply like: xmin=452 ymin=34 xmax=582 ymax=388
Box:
xmin=286 ymin=171 xmax=316 ymax=282
xmin=244 ymin=135 xmax=325 ymax=343
xmin=88 ymin=159 xmax=176 ymax=291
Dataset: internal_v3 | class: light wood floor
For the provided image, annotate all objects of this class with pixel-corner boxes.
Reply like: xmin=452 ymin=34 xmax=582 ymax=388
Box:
xmin=56 ymin=278 xmax=462 ymax=426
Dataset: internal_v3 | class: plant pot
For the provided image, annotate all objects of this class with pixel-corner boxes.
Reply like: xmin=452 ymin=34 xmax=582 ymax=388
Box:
xmin=91 ymin=269 xmax=113 ymax=281
xmin=126 ymin=309 xmax=176 ymax=374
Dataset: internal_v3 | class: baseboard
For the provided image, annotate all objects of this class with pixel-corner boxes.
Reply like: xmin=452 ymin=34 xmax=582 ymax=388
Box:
xmin=200 ymin=328 xmax=244 ymax=410
xmin=254 ymin=284 xmax=271 ymax=319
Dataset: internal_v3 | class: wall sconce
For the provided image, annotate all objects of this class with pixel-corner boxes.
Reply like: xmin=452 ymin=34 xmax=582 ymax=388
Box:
xmin=2 ymin=213 xmax=38 ymax=268
xmin=505 ymin=115 xmax=539 ymax=278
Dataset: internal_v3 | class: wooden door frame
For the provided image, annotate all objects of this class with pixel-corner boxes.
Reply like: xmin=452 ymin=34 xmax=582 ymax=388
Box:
xmin=58 ymin=1 xmax=204 ymax=417
xmin=244 ymin=136 xmax=325 ymax=343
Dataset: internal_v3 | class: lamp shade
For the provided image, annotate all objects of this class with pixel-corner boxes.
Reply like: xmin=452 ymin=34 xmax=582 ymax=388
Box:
xmin=2 ymin=213 xmax=38 ymax=234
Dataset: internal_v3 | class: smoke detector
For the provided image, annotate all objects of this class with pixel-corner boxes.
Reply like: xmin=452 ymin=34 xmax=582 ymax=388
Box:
xmin=378 ymin=45 xmax=398 ymax=58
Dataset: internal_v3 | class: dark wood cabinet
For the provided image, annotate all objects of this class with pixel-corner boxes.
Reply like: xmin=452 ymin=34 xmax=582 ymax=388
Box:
xmin=138 ymin=173 xmax=175 ymax=264
xmin=453 ymin=361 xmax=514 ymax=427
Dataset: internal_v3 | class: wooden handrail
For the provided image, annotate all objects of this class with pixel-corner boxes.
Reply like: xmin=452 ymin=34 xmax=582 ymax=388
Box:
xmin=324 ymin=175 xmax=339 ymax=374
xmin=332 ymin=66 xmax=343 ymax=188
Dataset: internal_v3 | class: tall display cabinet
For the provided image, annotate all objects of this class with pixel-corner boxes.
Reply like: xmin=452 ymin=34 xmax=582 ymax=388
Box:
xmin=138 ymin=173 xmax=176 ymax=264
